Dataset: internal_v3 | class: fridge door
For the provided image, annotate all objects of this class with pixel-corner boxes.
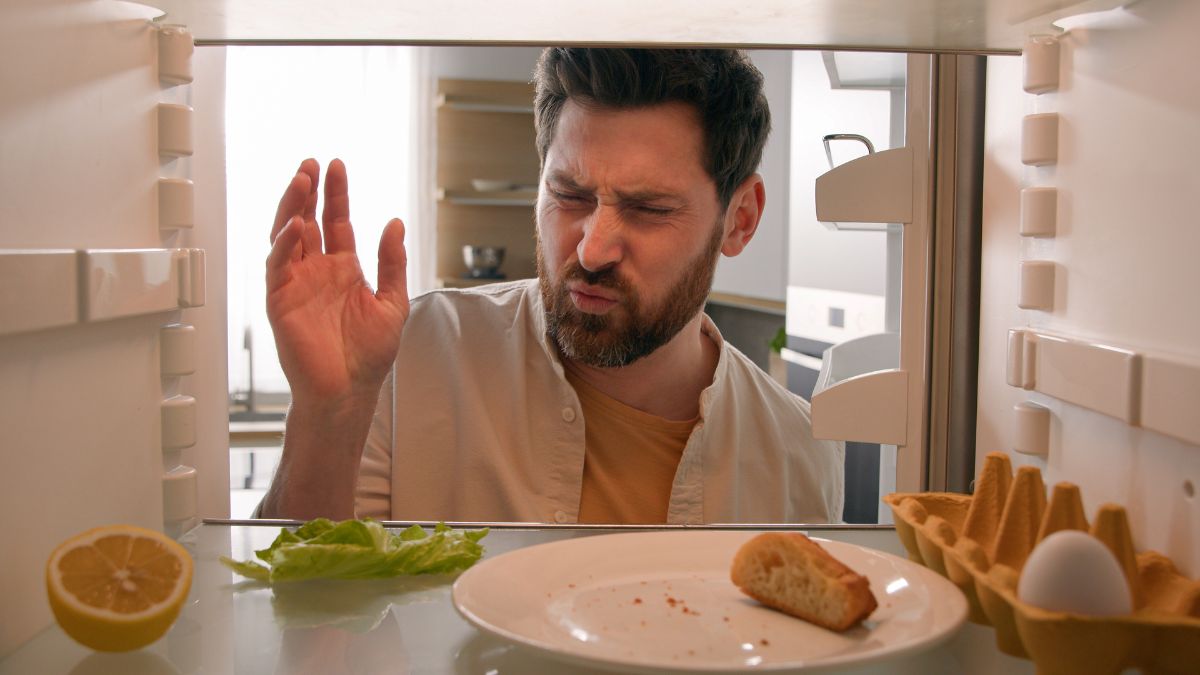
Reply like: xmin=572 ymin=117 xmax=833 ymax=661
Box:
xmin=0 ymin=0 xmax=228 ymax=653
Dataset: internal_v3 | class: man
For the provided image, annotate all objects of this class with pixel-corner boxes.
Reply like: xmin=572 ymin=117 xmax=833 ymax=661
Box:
xmin=259 ymin=48 xmax=843 ymax=524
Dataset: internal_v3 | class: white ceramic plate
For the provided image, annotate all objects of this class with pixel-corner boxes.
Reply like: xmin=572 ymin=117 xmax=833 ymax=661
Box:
xmin=452 ymin=530 xmax=967 ymax=674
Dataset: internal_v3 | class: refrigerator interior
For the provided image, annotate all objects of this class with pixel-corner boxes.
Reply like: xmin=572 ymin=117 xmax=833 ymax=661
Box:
xmin=3 ymin=0 xmax=1199 ymax=659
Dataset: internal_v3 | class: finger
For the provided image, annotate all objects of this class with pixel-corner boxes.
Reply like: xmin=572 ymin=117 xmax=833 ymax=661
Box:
xmin=375 ymin=218 xmax=409 ymax=306
xmin=300 ymin=216 xmax=323 ymax=256
xmin=267 ymin=216 xmax=304 ymax=291
xmin=301 ymin=157 xmax=320 ymax=225
xmin=271 ymin=169 xmax=310 ymax=244
xmin=271 ymin=159 xmax=320 ymax=244
xmin=322 ymin=158 xmax=357 ymax=255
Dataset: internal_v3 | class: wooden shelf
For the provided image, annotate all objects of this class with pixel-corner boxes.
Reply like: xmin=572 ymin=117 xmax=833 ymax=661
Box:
xmin=438 ymin=187 xmax=537 ymax=206
xmin=436 ymin=94 xmax=533 ymax=114
xmin=436 ymin=78 xmax=541 ymax=283
xmin=228 ymin=420 xmax=284 ymax=448
xmin=706 ymin=291 xmax=786 ymax=316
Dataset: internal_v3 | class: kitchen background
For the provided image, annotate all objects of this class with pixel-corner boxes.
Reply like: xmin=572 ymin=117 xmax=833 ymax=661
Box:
xmin=223 ymin=46 xmax=903 ymax=522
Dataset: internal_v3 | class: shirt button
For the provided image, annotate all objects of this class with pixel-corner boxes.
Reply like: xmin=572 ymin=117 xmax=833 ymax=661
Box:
xmin=553 ymin=510 xmax=571 ymax=523
xmin=561 ymin=407 xmax=577 ymax=422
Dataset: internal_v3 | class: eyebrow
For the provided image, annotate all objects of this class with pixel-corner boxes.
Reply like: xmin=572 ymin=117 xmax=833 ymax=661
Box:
xmin=545 ymin=170 xmax=682 ymax=203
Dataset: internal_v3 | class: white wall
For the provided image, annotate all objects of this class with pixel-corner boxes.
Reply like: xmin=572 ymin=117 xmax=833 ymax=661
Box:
xmin=977 ymin=1 xmax=1200 ymax=576
xmin=711 ymin=50 xmax=791 ymax=302
xmin=430 ymin=45 xmax=542 ymax=80
xmin=787 ymin=51 xmax=893 ymax=297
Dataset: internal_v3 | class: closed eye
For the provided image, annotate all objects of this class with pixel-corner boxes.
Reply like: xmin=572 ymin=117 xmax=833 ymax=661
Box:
xmin=551 ymin=190 xmax=593 ymax=206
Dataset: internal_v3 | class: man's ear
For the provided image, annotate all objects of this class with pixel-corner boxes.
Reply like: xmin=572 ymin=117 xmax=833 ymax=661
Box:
xmin=720 ymin=174 xmax=765 ymax=257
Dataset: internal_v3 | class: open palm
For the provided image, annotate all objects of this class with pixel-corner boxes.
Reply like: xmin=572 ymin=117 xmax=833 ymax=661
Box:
xmin=266 ymin=159 xmax=409 ymax=405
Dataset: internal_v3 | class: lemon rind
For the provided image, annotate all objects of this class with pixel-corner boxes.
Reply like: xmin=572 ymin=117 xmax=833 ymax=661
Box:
xmin=45 ymin=524 xmax=193 ymax=622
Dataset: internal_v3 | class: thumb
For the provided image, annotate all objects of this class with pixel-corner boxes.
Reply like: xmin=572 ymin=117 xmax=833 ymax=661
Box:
xmin=376 ymin=218 xmax=409 ymax=307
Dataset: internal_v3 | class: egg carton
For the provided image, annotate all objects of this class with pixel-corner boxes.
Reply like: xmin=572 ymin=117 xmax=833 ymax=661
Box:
xmin=883 ymin=452 xmax=1200 ymax=675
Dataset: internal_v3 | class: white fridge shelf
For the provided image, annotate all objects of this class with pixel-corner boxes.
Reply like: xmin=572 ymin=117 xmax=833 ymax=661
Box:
xmin=0 ymin=248 xmax=206 ymax=337
xmin=810 ymin=332 xmax=905 ymax=445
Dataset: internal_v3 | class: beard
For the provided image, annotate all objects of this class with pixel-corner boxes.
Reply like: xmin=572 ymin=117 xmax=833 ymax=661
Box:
xmin=538 ymin=222 xmax=724 ymax=368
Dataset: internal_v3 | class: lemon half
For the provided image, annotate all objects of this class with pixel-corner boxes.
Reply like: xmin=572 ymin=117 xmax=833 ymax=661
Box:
xmin=46 ymin=524 xmax=193 ymax=652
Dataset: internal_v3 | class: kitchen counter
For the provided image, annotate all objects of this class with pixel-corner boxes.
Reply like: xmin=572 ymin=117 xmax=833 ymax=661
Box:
xmin=1 ymin=522 xmax=1035 ymax=674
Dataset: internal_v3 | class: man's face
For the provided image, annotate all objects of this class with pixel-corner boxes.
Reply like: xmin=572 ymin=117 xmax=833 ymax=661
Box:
xmin=536 ymin=100 xmax=728 ymax=368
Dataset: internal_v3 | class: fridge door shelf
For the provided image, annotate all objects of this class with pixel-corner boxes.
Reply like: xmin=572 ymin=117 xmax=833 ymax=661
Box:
xmin=815 ymin=146 xmax=913 ymax=231
xmin=810 ymin=332 xmax=906 ymax=445
xmin=0 ymin=247 xmax=206 ymax=337
xmin=1007 ymin=328 xmax=1200 ymax=446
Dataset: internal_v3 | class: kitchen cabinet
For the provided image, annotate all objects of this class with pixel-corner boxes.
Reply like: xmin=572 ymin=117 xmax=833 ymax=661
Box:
xmin=434 ymin=78 xmax=540 ymax=287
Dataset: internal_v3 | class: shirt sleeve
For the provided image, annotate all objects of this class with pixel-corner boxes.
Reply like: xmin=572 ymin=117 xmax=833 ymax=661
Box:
xmin=354 ymin=368 xmax=395 ymax=519
xmin=820 ymin=438 xmax=846 ymax=524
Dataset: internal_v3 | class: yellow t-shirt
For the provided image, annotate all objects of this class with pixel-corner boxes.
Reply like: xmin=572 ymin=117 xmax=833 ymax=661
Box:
xmin=564 ymin=367 xmax=699 ymax=524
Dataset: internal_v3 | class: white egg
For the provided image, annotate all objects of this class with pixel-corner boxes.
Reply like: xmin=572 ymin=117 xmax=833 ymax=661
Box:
xmin=1017 ymin=530 xmax=1133 ymax=616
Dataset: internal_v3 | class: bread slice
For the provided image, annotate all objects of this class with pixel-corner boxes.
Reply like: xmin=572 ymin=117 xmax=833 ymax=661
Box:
xmin=730 ymin=532 xmax=878 ymax=632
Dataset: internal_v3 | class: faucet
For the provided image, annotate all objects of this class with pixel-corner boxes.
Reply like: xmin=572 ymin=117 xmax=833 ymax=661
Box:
xmin=230 ymin=325 xmax=255 ymax=413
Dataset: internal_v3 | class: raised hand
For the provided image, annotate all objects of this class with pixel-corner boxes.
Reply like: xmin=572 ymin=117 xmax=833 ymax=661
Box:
xmin=266 ymin=158 xmax=409 ymax=407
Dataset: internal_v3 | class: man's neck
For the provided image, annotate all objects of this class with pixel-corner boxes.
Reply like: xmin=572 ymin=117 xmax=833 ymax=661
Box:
xmin=561 ymin=314 xmax=719 ymax=421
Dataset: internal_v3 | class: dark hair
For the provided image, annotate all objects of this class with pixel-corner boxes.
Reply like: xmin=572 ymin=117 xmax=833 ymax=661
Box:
xmin=533 ymin=48 xmax=771 ymax=208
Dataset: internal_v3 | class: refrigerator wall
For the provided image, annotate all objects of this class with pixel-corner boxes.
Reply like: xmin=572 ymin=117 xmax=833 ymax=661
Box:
xmin=0 ymin=0 xmax=228 ymax=654
xmin=977 ymin=0 xmax=1200 ymax=577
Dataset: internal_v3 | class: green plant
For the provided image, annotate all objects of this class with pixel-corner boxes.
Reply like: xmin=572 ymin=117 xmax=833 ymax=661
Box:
xmin=769 ymin=326 xmax=786 ymax=355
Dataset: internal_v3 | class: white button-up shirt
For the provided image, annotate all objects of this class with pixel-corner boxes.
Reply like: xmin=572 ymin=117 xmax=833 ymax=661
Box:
xmin=355 ymin=280 xmax=844 ymax=524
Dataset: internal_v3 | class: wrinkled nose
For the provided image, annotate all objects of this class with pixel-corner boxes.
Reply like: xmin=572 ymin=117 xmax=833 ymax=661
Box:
xmin=576 ymin=207 xmax=624 ymax=272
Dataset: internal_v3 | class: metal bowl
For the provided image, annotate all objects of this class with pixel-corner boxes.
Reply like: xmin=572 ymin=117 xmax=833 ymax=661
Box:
xmin=462 ymin=245 xmax=505 ymax=278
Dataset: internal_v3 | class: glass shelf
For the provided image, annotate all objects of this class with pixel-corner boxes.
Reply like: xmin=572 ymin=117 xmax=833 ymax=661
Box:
xmin=0 ymin=524 xmax=950 ymax=675
xmin=145 ymin=0 xmax=1126 ymax=54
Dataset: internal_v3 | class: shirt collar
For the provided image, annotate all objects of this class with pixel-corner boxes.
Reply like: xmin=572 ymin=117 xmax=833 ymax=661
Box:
xmin=524 ymin=279 xmax=568 ymax=377
xmin=697 ymin=313 xmax=728 ymax=421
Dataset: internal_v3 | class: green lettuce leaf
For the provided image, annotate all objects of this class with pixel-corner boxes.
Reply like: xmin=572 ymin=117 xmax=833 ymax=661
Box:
xmin=220 ymin=519 xmax=488 ymax=583
xmin=219 ymin=556 xmax=271 ymax=582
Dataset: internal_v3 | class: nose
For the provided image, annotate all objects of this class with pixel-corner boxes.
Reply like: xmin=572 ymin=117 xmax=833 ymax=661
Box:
xmin=576 ymin=206 xmax=624 ymax=272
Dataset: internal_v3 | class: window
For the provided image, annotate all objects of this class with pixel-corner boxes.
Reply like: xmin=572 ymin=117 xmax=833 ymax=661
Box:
xmin=224 ymin=46 xmax=429 ymax=404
